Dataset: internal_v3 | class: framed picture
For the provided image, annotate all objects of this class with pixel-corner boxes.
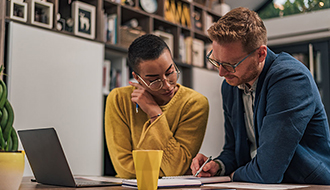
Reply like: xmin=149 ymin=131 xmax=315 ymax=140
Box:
xmin=9 ymin=0 xmax=28 ymax=22
xmin=30 ymin=0 xmax=54 ymax=29
xmin=72 ymin=1 xmax=96 ymax=39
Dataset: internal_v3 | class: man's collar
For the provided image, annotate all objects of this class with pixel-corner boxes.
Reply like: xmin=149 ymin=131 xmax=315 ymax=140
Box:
xmin=238 ymin=79 xmax=258 ymax=94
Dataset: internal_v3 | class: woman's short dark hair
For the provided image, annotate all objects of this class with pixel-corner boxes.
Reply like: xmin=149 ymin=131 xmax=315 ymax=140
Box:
xmin=128 ymin=34 xmax=171 ymax=72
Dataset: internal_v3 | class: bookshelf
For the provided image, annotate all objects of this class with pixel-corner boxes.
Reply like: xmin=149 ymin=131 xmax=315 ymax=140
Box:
xmin=0 ymin=0 xmax=224 ymax=176
xmin=102 ymin=0 xmax=221 ymax=89
xmin=0 ymin=0 xmax=221 ymax=87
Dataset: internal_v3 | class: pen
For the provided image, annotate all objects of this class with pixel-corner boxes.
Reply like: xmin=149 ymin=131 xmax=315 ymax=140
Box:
xmin=136 ymin=104 xmax=139 ymax=113
xmin=195 ymin=156 xmax=212 ymax=177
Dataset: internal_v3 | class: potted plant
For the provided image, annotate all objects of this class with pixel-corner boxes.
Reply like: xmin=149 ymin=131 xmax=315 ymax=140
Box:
xmin=0 ymin=65 xmax=25 ymax=190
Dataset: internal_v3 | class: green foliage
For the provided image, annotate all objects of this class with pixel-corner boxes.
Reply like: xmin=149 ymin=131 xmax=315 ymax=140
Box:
xmin=282 ymin=0 xmax=302 ymax=16
xmin=0 ymin=65 xmax=18 ymax=151
xmin=258 ymin=2 xmax=281 ymax=19
xmin=259 ymin=0 xmax=330 ymax=19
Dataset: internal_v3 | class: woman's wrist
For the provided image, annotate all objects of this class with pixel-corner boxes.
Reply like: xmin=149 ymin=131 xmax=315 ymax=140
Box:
xmin=150 ymin=113 xmax=162 ymax=119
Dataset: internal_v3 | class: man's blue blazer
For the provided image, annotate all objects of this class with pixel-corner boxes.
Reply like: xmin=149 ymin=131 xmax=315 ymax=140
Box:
xmin=217 ymin=48 xmax=330 ymax=184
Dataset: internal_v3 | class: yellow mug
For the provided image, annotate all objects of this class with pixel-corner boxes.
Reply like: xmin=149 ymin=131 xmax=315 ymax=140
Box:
xmin=133 ymin=150 xmax=163 ymax=190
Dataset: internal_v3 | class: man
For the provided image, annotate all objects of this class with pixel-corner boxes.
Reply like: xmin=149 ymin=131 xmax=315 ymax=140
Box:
xmin=105 ymin=34 xmax=209 ymax=178
xmin=191 ymin=7 xmax=330 ymax=184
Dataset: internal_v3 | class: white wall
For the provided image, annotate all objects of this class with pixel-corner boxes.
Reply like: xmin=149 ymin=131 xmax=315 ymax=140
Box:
xmin=264 ymin=9 xmax=330 ymax=46
xmin=192 ymin=67 xmax=225 ymax=158
xmin=6 ymin=22 xmax=104 ymax=176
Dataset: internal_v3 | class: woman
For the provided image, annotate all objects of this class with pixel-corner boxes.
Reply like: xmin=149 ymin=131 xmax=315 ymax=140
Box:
xmin=105 ymin=34 xmax=209 ymax=178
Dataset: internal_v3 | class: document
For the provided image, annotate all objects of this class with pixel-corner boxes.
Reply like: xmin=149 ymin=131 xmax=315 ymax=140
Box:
xmin=162 ymin=175 xmax=231 ymax=184
xmin=122 ymin=178 xmax=202 ymax=188
xmin=203 ymin=182 xmax=309 ymax=190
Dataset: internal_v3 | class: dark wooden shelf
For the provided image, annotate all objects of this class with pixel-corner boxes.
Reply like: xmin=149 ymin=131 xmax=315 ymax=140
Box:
xmin=1 ymin=0 xmax=222 ymax=86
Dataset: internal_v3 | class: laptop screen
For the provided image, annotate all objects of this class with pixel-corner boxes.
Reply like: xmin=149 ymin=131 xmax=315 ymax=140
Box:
xmin=18 ymin=127 xmax=76 ymax=187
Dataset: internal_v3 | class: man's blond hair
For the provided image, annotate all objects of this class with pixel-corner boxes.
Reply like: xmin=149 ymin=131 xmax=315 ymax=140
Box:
xmin=208 ymin=7 xmax=267 ymax=53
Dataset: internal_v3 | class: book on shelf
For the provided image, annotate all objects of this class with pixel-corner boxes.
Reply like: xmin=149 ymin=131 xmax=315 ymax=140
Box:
xmin=115 ymin=70 xmax=121 ymax=88
xmin=102 ymin=60 xmax=111 ymax=95
xmin=179 ymin=34 xmax=186 ymax=62
xmin=175 ymin=1 xmax=183 ymax=24
xmin=106 ymin=14 xmax=117 ymax=44
xmin=192 ymin=38 xmax=205 ymax=67
xmin=182 ymin=3 xmax=191 ymax=28
xmin=153 ymin=30 xmax=174 ymax=55
xmin=122 ymin=178 xmax=202 ymax=188
xmin=110 ymin=69 xmax=122 ymax=90
xmin=162 ymin=175 xmax=231 ymax=184
xmin=164 ymin=0 xmax=191 ymax=28
xmin=204 ymin=13 xmax=213 ymax=34
xmin=164 ymin=0 xmax=176 ymax=23
xmin=184 ymin=36 xmax=193 ymax=64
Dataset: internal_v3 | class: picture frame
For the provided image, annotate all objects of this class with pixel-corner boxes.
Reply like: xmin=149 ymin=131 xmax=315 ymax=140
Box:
xmin=9 ymin=0 xmax=28 ymax=23
xmin=30 ymin=0 xmax=54 ymax=29
xmin=72 ymin=1 xmax=96 ymax=39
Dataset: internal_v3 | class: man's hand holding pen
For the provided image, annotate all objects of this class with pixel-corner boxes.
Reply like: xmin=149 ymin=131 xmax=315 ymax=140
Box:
xmin=194 ymin=156 xmax=212 ymax=177
xmin=191 ymin=153 xmax=220 ymax=177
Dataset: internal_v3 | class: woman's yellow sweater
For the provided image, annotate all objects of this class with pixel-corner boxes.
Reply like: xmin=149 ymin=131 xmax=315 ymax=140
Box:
xmin=104 ymin=84 xmax=209 ymax=179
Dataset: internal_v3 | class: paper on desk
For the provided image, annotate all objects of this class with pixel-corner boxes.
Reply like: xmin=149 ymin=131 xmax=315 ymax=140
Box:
xmin=162 ymin=175 xmax=231 ymax=184
xmin=75 ymin=175 xmax=124 ymax=183
xmin=203 ymin=182 xmax=308 ymax=190
xmin=122 ymin=178 xmax=202 ymax=188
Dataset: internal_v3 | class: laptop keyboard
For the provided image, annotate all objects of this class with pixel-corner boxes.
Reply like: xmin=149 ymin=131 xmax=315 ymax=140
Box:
xmin=74 ymin=178 xmax=119 ymax=186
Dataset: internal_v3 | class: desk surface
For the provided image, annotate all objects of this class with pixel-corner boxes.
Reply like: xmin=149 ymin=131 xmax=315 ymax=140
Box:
xmin=19 ymin=177 xmax=330 ymax=190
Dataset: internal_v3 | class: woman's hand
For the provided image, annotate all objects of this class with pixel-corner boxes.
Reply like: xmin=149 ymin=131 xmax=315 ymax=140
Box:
xmin=129 ymin=81 xmax=162 ymax=120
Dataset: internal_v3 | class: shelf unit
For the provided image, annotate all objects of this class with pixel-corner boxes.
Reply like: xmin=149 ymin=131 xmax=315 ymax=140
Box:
xmin=1 ymin=0 xmax=220 ymax=87
xmin=0 ymin=0 xmax=223 ymax=176
xmin=101 ymin=0 xmax=221 ymax=88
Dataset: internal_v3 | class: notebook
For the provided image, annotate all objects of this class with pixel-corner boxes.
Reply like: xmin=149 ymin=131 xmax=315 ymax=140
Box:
xmin=162 ymin=175 xmax=232 ymax=184
xmin=122 ymin=178 xmax=202 ymax=188
xmin=122 ymin=175 xmax=231 ymax=188
xmin=18 ymin=127 xmax=121 ymax=187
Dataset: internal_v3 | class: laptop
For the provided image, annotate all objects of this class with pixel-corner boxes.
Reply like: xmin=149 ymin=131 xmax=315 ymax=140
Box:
xmin=18 ymin=127 xmax=121 ymax=187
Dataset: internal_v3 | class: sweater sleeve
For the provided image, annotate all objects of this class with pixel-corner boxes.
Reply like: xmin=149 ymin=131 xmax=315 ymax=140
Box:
xmin=137 ymin=94 xmax=209 ymax=177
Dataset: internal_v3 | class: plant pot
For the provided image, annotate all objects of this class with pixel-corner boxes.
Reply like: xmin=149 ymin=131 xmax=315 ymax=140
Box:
xmin=0 ymin=151 xmax=25 ymax=190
